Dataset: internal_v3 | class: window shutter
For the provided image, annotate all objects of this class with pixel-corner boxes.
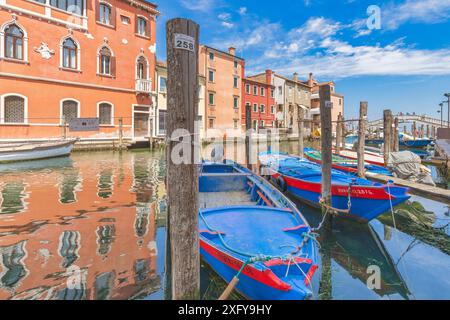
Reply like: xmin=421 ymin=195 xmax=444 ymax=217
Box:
xmin=146 ymin=17 xmax=152 ymax=37
xmin=110 ymin=5 xmax=116 ymax=29
xmin=111 ymin=56 xmax=116 ymax=77
xmin=95 ymin=0 xmax=100 ymax=22
xmin=135 ymin=14 xmax=139 ymax=34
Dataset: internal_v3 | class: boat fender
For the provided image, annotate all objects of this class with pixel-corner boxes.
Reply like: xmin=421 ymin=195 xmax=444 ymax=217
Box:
xmin=277 ymin=176 xmax=287 ymax=192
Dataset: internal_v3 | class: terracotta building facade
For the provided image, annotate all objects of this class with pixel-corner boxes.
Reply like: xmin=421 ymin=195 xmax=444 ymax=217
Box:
xmin=0 ymin=0 xmax=159 ymax=141
xmin=243 ymin=70 xmax=276 ymax=131
xmin=199 ymin=45 xmax=244 ymax=139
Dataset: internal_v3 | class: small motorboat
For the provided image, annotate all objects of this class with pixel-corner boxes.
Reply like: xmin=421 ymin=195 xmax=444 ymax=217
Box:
xmin=399 ymin=133 xmax=434 ymax=148
xmin=259 ymin=152 xmax=411 ymax=222
xmin=199 ymin=161 xmax=319 ymax=300
xmin=338 ymin=148 xmax=386 ymax=167
xmin=0 ymin=139 xmax=77 ymax=163
xmin=304 ymin=148 xmax=392 ymax=176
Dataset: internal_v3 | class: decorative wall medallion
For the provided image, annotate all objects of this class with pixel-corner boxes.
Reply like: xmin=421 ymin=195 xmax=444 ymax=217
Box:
xmin=122 ymin=38 xmax=128 ymax=45
xmin=34 ymin=42 xmax=55 ymax=60
xmin=149 ymin=44 xmax=156 ymax=54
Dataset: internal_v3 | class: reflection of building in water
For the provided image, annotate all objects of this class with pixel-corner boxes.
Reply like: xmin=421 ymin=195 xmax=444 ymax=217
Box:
xmin=0 ymin=153 xmax=161 ymax=300
xmin=96 ymin=225 xmax=116 ymax=256
xmin=58 ymin=168 xmax=82 ymax=204
xmin=0 ymin=181 xmax=28 ymax=215
xmin=0 ymin=241 xmax=29 ymax=292
xmin=58 ymin=231 xmax=81 ymax=268
xmin=97 ymin=170 xmax=114 ymax=199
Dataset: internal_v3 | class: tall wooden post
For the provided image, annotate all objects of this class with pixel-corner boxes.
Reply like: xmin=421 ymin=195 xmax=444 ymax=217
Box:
xmin=335 ymin=113 xmax=342 ymax=155
xmin=340 ymin=116 xmax=345 ymax=149
xmin=412 ymin=121 xmax=417 ymax=139
xmin=426 ymin=125 xmax=430 ymax=138
xmin=166 ymin=18 xmax=200 ymax=300
xmin=404 ymin=125 xmax=407 ymax=134
xmin=357 ymin=102 xmax=367 ymax=178
xmin=298 ymin=107 xmax=304 ymax=158
xmin=319 ymin=85 xmax=332 ymax=209
xmin=383 ymin=110 xmax=393 ymax=166
xmin=61 ymin=115 xmax=67 ymax=140
xmin=393 ymin=117 xmax=399 ymax=152
xmin=149 ymin=117 xmax=154 ymax=150
xmin=245 ymin=103 xmax=252 ymax=169
xmin=118 ymin=117 xmax=123 ymax=149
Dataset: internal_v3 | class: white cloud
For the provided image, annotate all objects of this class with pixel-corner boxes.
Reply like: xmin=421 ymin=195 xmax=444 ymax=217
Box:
xmin=238 ymin=7 xmax=247 ymax=15
xmin=179 ymin=0 xmax=216 ymax=12
xmin=218 ymin=12 xmax=231 ymax=21
xmin=383 ymin=0 xmax=450 ymax=30
xmin=221 ymin=21 xmax=234 ymax=28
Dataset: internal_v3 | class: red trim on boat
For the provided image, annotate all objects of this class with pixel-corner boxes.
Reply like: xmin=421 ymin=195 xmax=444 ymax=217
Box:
xmin=257 ymin=190 xmax=274 ymax=207
xmin=305 ymin=153 xmax=358 ymax=174
xmin=282 ymin=175 xmax=394 ymax=200
xmin=305 ymin=264 xmax=318 ymax=286
xmin=200 ymin=239 xmax=292 ymax=291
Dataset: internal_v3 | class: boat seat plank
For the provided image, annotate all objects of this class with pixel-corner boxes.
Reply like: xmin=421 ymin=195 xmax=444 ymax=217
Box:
xmin=199 ymin=191 xmax=256 ymax=210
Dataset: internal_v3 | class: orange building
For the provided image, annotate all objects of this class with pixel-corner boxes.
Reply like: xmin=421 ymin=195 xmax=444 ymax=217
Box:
xmin=0 ymin=0 xmax=159 ymax=141
xmin=199 ymin=46 xmax=244 ymax=139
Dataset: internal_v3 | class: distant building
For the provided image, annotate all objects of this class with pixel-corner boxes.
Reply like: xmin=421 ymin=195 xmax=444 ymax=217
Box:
xmin=199 ymin=46 xmax=244 ymax=139
xmin=0 ymin=0 xmax=159 ymax=141
xmin=307 ymin=73 xmax=344 ymax=134
xmin=243 ymin=70 xmax=276 ymax=131
xmin=273 ymin=72 xmax=312 ymax=137
xmin=154 ymin=60 xmax=206 ymax=140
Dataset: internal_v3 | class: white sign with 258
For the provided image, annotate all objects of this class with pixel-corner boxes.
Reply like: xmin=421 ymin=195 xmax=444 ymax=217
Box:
xmin=174 ymin=34 xmax=195 ymax=53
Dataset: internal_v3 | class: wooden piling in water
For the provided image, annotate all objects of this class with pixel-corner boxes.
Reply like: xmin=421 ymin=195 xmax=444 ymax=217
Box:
xmin=298 ymin=107 xmax=304 ymax=158
xmin=383 ymin=110 xmax=393 ymax=166
xmin=319 ymin=84 xmax=333 ymax=209
xmin=413 ymin=121 xmax=417 ymax=139
xmin=166 ymin=18 xmax=200 ymax=300
xmin=357 ymin=102 xmax=367 ymax=178
xmin=335 ymin=112 xmax=342 ymax=155
xmin=245 ymin=103 xmax=252 ymax=169
xmin=393 ymin=117 xmax=399 ymax=152
xmin=118 ymin=117 xmax=123 ymax=150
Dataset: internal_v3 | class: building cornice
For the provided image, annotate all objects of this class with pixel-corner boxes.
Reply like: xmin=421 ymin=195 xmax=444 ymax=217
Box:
xmin=0 ymin=72 xmax=158 ymax=95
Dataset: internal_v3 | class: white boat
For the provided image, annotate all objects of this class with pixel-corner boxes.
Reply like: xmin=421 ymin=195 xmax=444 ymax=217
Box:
xmin=0 ymin=139 xmax=77 ymax=163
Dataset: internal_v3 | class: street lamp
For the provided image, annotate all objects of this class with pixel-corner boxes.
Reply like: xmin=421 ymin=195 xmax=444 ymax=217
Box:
xmin=439 ymin=102 xmax=444 ymax=128
xmin=445 ymin=93 xmax=450 ymax=128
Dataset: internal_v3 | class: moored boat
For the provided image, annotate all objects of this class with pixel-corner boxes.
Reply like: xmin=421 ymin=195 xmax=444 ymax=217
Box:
xmin=259 ymin=152 xmax=411 ymax=222
xmin=304 ymin=148 xmax=392 ymax=176
xmin=0 ymin=139 xmax=77 ymax=163
xmin=399 ymin=133 xmax=434 ymax=148
xmin=199 ymin=161 xmax=319 ymax=300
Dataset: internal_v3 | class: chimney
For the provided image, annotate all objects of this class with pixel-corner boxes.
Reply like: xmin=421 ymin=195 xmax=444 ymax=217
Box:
xmin=308 ymin=73 xmax=313 ymax=86
xmin=293 ymin=72 xmax=299 ymax=82
xmin=265 ymin=69 xmax=273 ymax=85
xmin=228 ymin=47 xmax=236 ymax=56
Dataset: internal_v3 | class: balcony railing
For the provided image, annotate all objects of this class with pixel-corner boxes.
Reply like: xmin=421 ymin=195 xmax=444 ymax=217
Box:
xmin=135 ymin=79 xmax=152 ymax=93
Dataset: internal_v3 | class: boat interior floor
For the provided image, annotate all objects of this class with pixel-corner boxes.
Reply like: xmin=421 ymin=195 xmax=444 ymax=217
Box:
xmin=199 ymin=191 xmax=256 ymax=210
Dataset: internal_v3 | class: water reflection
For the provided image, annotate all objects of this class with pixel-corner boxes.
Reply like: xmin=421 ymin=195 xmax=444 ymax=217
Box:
xmin=0 ymin=151 xmax=165 ymax=300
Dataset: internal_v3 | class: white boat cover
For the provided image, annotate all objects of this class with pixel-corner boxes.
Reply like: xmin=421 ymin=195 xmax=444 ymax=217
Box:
xmin=387 ymin=151 xmax=435 ymax=186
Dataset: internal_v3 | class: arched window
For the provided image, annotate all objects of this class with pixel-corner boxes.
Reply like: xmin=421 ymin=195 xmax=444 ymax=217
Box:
xmin=3 ymin=95 xmax=25 ymax=124
xmin=4 ymin=24 xmax=24 ymax=60
xmin=98 ymin=102 xmax=113 ymax=125
xmin=99 ymin=46 xmax=112 ymax=75
xmin=136 ymin=56 xmax=147 ymax=79
xmin=62 ymin=38 xmax=77 ymax=69
xmin=62 ymin=100 xmax=79 ymax=124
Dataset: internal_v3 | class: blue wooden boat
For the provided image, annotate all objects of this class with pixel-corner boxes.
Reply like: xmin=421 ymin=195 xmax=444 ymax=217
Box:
xmin=259 ymin=152 xmax=411 ymax=222
xmin=399 ymin=133 xmax=433 ymax=148
xmin=199 ymin=161 xmax=319 ymax=300
xmin=304 ymin=148 xmax=392 ymax=176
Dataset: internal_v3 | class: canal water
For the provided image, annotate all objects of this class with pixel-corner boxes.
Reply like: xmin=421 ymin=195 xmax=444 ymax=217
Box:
xmin=0 ymin=147 xmax=449 ymax=300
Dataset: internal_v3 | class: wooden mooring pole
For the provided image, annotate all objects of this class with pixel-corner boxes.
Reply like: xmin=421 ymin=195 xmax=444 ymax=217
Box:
xmin=166 ymin=18 xmax=200 ymax=300
xmin=383 ymin=110 xmax=393 ymax=166
xmin=298 ymin=106 xmax=304 ymax=158
xmin=118 ymin=117 xmax=123 ymax=150
xmin=393 ymin=117 xmax=399 ymax=152
xmin=357 ymin=102 xmax=367 ymax=178
xmin=319 ymin=84 xmax=333 ymax=216
xmin=245 ymin=103 xmax=252 ymax=169
xmin=336 ymin=112 xmax=342 ymax=155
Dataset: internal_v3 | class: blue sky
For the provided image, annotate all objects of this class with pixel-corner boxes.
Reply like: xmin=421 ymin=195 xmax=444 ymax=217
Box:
xmin=152 ymin=0 xmax=450 ymax=120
